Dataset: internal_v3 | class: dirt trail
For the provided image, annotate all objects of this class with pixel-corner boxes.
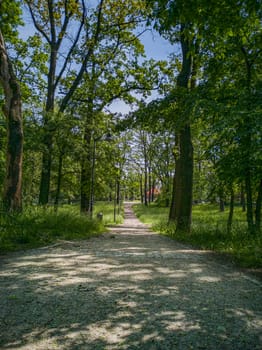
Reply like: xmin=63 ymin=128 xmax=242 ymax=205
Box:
xmin=0 ymin=203 xmax=261 ymax=349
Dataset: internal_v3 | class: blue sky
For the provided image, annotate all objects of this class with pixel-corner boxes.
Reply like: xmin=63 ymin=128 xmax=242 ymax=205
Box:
xmin=142 ymin=29 xmax=174 ymax=60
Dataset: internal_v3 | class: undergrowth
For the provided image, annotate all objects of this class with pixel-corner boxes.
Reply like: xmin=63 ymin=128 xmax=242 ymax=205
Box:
xmin=133 ymin=203 xmax=262 ymax=269
xmin=0 ymin=201 xmax=123 ymax=253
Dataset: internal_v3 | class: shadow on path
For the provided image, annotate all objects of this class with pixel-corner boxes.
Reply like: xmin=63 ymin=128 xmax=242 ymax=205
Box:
xmin=0 ymin=203 xmax=261 ymax=349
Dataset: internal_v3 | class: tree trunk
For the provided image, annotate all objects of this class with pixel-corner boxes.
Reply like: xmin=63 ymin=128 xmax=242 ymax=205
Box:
xmin=169 ymin=173 xmax=176 ymax=221
xmin=240 ymin=182 xmax=246 ymax=211
xmin=80 ymin=160 xmax=91 ymax=214
xmin=116 ymin=179 xmax=120 ymax=214
xmin=219 ymin=186 xmax=225 ymax=212
xmin=141 ymin=131 xmax=148 ymax=206
xmin=0 ymin=30 xmax=23 ymax=213
xmin=245 ymin=167 xmax=254 ymax=233
xmin=174 ymin=126 xmax=193 ymax=232
xmin=227 ymin=187 xmax=234 ymax=234
xmin=89 ymin=137 xmax=96 ymax=218
xmin=54 ymin=151 xmax=64 ymax=211
xmin=151 ymin=179 xmax=155 ymax=202
xmin=144 ymin=165 xmax=148 ymax=206
xmin=38 ymin=135 xmax=52 ymax=205
xmin=241 ymin=47 xmax=254 ymax=233
xmin=148 ymin=166 xmax=152 ymax=204
xmin=26 ymin=0 xmax=100 ymax=205
xmin=169 ymin=25 xmax=193 ymax=233
xmin=140 ymin=174 xmax=143 ymax=203
xmin=116 ymin=178 xmax=120 ymax=204
xmin=38 ymin=42 xmax=57 ymax=205
xmin=255 ymin=179 xmax=262 ymax=233
xmin=80 ymin=129 xmax=92 ymax=214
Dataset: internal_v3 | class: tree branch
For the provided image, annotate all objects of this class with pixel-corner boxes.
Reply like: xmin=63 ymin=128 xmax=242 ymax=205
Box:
xmin=48 ymin=0 xmax=56 ymax=43
xmin=59 ymin=0 xmax=105 ymax=113
xmin=26 ymin=1 xmax=51 ymax=44
xmin=54 ymin=0 xmax=86 ymax=90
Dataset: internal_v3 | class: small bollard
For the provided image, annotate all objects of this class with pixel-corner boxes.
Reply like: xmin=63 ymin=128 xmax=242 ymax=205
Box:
xmin=96 ymin=212 xmax=103 ymax=221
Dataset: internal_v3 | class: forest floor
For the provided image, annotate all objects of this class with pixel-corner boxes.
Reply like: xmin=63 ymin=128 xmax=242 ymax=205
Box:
xmin=0 ymin=203 xmax=261 ymax=350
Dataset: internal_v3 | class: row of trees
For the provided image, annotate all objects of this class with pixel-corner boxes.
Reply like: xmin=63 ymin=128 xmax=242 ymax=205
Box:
xmin=0 ymin=0 xmax=261 ymax=234
xmin=0 ymin=0 xmax=163 ymax=212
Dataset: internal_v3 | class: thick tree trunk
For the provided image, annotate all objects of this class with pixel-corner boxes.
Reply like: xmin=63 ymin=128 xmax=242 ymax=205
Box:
xmin=38 ymin=43 xmax=57 ymax=205
xmin=0 ymin=30 xmax=23 ymax=213
xmin=169 ymin=25 xmax=193 ymax=232
xmin=174 ymin=126 xmax=193 ymax=231
xmin=241 ymin=47 xmax=255 ymax=233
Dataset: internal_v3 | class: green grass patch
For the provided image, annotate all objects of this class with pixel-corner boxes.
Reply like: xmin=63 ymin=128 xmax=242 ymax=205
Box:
xmin=94 ymin=201 xmax=124 ymax=225
xmin=0 ymin=201 xmax=123 ymax=253
xmin=133 ymin=203 xmax=262 ymax=269
xmin=59 ymin=201 xmax=124 ymax=225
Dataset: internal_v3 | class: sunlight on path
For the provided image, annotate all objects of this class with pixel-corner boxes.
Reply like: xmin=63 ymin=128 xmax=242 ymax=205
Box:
xmin=0 ymin=202 xmax=261 ymax=349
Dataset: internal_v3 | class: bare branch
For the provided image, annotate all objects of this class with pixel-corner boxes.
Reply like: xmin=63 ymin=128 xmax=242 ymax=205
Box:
xmin=54 ymin=0 xmax=86 ymax=89
xmin=26 ymin=1 xmax=51 ymax=44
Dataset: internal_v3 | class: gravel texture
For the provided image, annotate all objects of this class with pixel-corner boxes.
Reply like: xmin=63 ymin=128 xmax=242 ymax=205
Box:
xmin=0 ymin=203 xmax=261 ymax=350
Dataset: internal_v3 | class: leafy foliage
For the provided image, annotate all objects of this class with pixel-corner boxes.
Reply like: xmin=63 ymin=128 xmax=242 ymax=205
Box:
xmin=0 ymin=0 xmax=22 ymax=40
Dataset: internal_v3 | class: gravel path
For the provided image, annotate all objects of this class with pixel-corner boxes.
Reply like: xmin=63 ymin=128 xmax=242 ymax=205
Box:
xmin=0 ymin=203 xmax=261 ymax=350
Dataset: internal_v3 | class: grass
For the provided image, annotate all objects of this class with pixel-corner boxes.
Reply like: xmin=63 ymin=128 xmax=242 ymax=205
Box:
xmin=59 ymin=201 xmax=124 ymax=225
xmin=0 ymin=201 xmax=124 ymax=253
xmin=93 ymin=201 xmax=124 ymax=225
xmin=133 ymin=203 xmax=262 ymax=269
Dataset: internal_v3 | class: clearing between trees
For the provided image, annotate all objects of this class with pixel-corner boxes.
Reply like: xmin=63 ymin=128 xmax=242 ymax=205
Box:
xmin=0 ymin=203 xmax=261 ymax=349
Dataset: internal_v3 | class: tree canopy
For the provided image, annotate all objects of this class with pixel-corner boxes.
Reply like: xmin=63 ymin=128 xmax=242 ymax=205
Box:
xmin=0 ymin=0 xmax=261 ymax=233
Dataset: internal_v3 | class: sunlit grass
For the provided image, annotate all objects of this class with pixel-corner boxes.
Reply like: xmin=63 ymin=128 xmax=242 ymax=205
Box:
xmin=133 ymin=203 xmax=261 ymax=269
xmin=0 ymin=201 xmax=124 ymax=253
xmin=55 ymin=201 xmax=124 ymax=225
xmin=94 ymin=201 xmax=124 ymax=225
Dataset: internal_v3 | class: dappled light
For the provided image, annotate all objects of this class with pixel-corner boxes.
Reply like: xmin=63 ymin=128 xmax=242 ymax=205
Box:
xmin=0 ymin=204 xmax=261 ymax=349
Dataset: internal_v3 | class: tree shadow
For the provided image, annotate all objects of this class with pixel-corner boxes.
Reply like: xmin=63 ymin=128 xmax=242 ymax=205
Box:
xmin=0 ymin=233 xmax=261 ymax=349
